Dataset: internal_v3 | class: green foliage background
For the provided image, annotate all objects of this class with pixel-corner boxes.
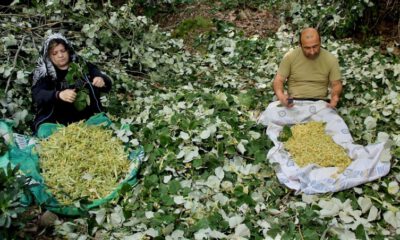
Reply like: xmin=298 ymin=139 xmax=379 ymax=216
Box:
xmin=0 ymin=164 xmax=32 ymax=239
xmin=0 ymin=0 xmax=399 ymax=239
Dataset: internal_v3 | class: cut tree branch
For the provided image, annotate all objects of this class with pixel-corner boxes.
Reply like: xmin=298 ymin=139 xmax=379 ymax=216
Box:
xmin=5 ymin=36 xmax=25 ymax=93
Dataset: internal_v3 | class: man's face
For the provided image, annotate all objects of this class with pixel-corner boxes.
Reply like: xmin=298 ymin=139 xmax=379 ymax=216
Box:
xmin=300 ymin=36 xmax=320 ymax=60
xmin=49 ymin=43 xmax=70 ymax=70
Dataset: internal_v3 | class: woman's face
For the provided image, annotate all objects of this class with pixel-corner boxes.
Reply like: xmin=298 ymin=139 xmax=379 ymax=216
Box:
xmin=49 ymin=43 xmax=70 ymax=70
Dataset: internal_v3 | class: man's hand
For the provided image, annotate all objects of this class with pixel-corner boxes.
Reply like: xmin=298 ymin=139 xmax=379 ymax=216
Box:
xmin=328 ymin=80 xmax=342 ymax=108
xmin=92 ymin=77 xmax=105 ymax=88
xmin=278 ymin=93 xmax=294 ymax=108
xmin=327 ymin=95 xmax=339 ymax=108
xmin=273 ymin=74 xmax=294 ymax=108
xmin=59 ymin=89 xmax=77 ymax=103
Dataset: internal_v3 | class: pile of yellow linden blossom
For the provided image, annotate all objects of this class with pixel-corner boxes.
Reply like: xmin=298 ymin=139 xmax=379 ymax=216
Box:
xmin=284 ymin=121 xmax=352 ymax=172
xmin=38 ymin=121 xmax=129 ymax=205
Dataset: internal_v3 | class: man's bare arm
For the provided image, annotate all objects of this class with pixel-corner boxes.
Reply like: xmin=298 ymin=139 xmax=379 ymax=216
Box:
xmin=273 ymin=74 xmax=293 ymax=107
xmin=328 ymin=80 xmax=342 ymax=108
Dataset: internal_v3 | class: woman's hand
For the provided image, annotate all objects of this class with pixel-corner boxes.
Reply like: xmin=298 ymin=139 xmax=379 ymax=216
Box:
xmin=92 ymin=77 xmax=105 ymax=88
xmin=59 ymin=89 xmax=77 ymax=103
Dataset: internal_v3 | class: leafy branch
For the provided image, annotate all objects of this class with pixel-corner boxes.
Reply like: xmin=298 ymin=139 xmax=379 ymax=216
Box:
xmin=65 ymin=61 xmax=90 ymax=111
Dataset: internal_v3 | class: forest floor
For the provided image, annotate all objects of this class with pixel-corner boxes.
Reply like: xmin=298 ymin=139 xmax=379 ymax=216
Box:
xmin=150 ymin=2 xmax=400 ymax=55
xmin=153 ymin=2 xmax=281 ymax=39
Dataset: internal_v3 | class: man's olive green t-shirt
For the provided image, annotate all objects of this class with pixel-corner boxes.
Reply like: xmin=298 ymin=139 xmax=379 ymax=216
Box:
xmin=277 ymin=47 xmax=341 ymax=99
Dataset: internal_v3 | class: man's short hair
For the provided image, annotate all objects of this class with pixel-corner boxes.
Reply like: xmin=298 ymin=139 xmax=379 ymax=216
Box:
xmin=298 ymin=28 xmax=321 ymax=46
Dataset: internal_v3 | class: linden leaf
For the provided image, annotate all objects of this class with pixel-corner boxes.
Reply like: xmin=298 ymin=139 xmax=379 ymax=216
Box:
xmin=228 ymin=215 xmax=244 ymax=228
xmin=74 ymin=90 xmax=89 ymax=111
xmin=200 ymin=129 xmax=211 ymax=139
xmin=388 ymin=181 xmax=399 ymax=195
xmin=179 ymin=131 xmax=190 ymax=140
xmin=236 ymin=142 xmax=246 ymax=154
xmin=174 ymin=196 xmax=185 ymax=205
xmin=367 ymin=206 xmax=379 ymax=222
xmin=383 ymin=211 xmax=400 ymax=228
xmin=364 ymin=116 xmax=377 ymax=130
xmin=145 ymin=211 xmax=154 ymax=219
xmin=206 ymin=175 xmax=221 ymax=190
xmin=215 ymin=167 xmax=224 ymax=180
xmin=357 ymin=197 xmax=372 ymax=213
xmin=234 ymin=224 xmax=250 ymax=238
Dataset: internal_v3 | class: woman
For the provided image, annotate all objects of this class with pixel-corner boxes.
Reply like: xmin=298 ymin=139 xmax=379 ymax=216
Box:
xmin=31 ymin=33 xmax=112 ymax=132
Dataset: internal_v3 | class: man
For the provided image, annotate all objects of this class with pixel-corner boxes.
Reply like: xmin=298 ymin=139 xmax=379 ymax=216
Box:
xmin=258 ymin=28 xmax=390 ymax=194
xmin=273 ymin=27 xmax=342 ymax=108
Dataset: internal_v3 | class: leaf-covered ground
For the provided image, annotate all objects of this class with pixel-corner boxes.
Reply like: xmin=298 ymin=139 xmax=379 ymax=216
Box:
xmin=1 ymin=1 xmax=399 ymax=239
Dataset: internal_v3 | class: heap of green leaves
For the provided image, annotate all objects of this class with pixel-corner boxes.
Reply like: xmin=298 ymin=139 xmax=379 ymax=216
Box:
xmin=0 ymin=164 xmax=31 ymax=239
xmin=0 ymin=0 xmax=399 ymax=239
xmin=278 ymin=125 xmax=292 ymax=142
